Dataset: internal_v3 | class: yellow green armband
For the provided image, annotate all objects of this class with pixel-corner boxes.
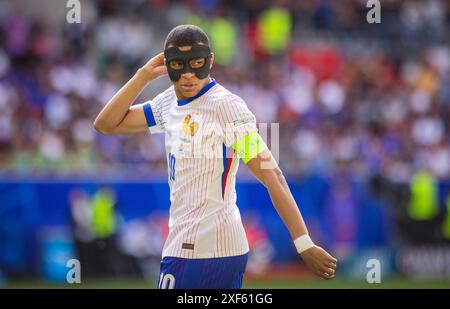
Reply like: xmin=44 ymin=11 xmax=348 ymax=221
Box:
xmin=232 ymin=131 xmax=268 ymax=164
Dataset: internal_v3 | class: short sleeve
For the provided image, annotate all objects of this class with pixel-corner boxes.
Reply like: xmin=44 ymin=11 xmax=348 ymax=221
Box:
xmin=142 ymin=93 xmax=165 ymax=134
xmin=218 ymin=95 xmax=258 ymax=147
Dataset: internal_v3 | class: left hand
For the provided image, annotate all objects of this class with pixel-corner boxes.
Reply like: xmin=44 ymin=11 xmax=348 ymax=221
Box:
xmin=300 ymin=246 xmax=337 ymax=280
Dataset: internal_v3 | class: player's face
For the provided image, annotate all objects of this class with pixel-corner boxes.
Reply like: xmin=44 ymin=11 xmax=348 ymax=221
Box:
xmin=167 ymin=45 xmax=214 ymax=100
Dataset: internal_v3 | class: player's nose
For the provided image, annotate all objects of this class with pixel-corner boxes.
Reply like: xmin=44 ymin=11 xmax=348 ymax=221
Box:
xmin=180 ymin=72 xmax=195 ymax=79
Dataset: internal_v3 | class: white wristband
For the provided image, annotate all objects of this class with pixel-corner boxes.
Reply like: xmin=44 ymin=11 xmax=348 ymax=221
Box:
xmin=294 ymin=234 xmax=315 ymax=253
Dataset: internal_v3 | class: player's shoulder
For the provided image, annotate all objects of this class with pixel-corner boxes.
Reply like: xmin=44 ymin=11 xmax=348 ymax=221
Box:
xmin=210 ymin=82 xmax=247 ymax=107
xmin=152 ymin=85 xmax=176 ymax=105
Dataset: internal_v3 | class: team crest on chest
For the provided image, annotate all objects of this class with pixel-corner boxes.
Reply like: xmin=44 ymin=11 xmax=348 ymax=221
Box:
xmin=182 ymin=114 xmax=199 ymax=137
xmin=175 ymin=112 xmax=204 ymax=158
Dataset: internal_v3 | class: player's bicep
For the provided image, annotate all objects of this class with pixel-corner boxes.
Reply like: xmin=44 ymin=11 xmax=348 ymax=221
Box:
xmin=110 ymin=104 xmax=149 ymax=134
xmin=233 ymin=131 xmax=277 ymax=184
xmin=245 ymin=149 xmax=281 ymax=187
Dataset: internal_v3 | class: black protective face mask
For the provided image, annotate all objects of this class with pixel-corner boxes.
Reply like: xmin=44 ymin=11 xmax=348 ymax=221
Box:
xmin=164 ymin=44 xmax=212 ymax=82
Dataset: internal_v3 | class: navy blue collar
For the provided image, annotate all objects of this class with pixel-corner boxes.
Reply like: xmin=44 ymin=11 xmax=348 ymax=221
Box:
xmin=177 ymin=79 xmax=217 ymax=106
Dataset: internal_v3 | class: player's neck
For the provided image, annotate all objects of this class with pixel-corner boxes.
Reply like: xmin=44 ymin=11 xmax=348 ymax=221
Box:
xmin=175 ymin=77 xmax=212 ymax=101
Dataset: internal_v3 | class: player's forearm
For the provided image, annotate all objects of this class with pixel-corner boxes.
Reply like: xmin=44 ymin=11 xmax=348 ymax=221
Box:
xmin=264 ymin=170 xmax=309 ymax=240
xmin=94 ymin=70 xmax=152 ymax=133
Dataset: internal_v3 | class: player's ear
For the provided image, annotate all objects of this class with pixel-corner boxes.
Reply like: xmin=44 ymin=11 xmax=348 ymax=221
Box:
xmin=209 ymin=53 xmax=214 ymax=69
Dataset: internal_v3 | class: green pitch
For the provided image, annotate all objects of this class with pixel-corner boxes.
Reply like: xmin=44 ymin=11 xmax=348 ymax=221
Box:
xmin=3 ymin=277 xmax=450 ymax=289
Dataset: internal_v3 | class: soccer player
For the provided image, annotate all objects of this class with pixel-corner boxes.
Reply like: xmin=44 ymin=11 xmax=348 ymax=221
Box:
xmin=94 ymin=24 xmax=337 ymax=289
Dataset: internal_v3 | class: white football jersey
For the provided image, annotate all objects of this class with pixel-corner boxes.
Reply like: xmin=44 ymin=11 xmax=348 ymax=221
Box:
xmin=142 ymin=79 xmax=258 ymax=259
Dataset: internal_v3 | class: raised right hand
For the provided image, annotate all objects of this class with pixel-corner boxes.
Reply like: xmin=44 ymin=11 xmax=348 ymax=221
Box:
xmin=138 ymin=52 xmax=168 ymax=82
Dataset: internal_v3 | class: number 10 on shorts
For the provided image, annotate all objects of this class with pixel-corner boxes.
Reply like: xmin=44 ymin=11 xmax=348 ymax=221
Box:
xmin=159 ymin=272 xmax=175 ymax=289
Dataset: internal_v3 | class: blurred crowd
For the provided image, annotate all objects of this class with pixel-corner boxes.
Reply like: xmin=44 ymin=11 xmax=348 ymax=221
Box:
xmin=0 ymin=0 xmax=449 ymax=182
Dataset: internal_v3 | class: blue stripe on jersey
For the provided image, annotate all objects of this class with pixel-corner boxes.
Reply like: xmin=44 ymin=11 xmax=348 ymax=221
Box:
xmin=143 ymin=102 xmax=156 ymax=127
xmin=177 ymin=79 xmax=217 ymax=106
xmin=221 ymin=144 xmax=231 ymax=199
xmin=158 ymin=253 xmax=248 ymax=289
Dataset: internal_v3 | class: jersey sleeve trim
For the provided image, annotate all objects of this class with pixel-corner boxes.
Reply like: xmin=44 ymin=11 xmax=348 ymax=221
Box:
xmin=143 ymin=102 xmax=156 ymax=127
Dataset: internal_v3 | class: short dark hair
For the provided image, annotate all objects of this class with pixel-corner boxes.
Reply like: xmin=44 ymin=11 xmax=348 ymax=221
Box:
xmin=164 ymin=24 xmax=210 ymax=49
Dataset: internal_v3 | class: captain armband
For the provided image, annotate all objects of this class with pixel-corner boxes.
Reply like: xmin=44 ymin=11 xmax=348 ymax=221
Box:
xmin=232 ymin=131 xmax=268 ymax=164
